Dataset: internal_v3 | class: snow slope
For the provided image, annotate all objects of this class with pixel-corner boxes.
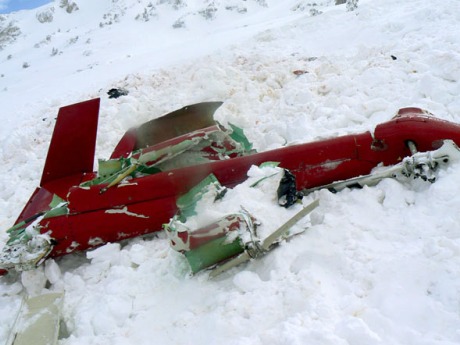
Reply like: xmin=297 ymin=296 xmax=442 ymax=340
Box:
xmin=1 ymin=0 xmax=460 ymax=344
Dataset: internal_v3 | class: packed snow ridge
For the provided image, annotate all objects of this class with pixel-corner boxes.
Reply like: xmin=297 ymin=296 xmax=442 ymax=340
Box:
xmin=1 ymin=0 xmax=460 ymax=344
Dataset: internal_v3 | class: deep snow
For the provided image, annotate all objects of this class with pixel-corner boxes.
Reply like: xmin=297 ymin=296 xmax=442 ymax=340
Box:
xmin=1 ymin=0 xmax=460 ymax=344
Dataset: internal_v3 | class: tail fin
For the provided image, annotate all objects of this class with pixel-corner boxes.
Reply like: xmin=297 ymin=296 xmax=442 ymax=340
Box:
xmin=40 ymin=98 xmax=100 ymax=196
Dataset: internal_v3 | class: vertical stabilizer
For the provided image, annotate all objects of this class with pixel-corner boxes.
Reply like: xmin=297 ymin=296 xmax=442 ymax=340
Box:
xmin=40 ymin=98 xmax=100 ymax=190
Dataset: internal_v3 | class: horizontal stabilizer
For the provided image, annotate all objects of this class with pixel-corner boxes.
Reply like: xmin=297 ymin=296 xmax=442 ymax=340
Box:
xmin=136 ymin=102 xmax=222 ymax=149
xmin=111 ymin=101 xmax=223 ymax=158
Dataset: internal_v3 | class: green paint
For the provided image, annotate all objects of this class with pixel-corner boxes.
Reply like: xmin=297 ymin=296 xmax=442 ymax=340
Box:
xmin=48 ymin=194 xmax=65 ymax=209
xmin=184 ymin=236 xmax=244 ymax=273
xmin=42 ymin=205 xmax=68 ymax=219
xmin=176 ymin=174 xmax=222 ymax=218
xmin=229 ymin=123 xmax=253 ymax=152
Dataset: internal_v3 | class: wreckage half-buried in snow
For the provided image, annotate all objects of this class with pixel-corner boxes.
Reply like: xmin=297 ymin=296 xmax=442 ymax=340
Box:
xmin=1 ymin=98 xmax=460 ymax=275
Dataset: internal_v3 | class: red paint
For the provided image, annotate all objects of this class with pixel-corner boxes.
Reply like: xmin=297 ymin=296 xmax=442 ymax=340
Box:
xmin=40 ymin=98 xmax=99 ymax=197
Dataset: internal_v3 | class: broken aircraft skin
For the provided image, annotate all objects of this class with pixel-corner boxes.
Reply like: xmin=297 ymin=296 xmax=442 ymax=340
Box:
xmin=2 ymin=99 xmax=460 ymax=275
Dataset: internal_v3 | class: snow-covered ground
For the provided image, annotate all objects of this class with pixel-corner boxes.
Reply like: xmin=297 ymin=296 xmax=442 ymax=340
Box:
xmin=1 ymin=0 xmax=460 ymax=344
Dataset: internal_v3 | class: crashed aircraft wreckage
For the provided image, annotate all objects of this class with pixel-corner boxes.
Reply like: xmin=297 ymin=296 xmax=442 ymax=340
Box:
xmin=1 ymin=98 xmax=460 ymax=276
